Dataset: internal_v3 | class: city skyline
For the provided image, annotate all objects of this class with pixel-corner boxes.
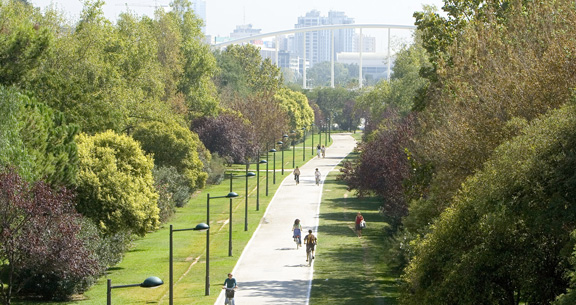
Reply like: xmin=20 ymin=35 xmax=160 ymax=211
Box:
xmin=30 ymin=0 xmax=444 ymax=38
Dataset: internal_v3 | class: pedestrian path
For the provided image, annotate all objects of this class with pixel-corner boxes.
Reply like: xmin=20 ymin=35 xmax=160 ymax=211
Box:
xmin=214 ymin=133 xmax=357 ymax=305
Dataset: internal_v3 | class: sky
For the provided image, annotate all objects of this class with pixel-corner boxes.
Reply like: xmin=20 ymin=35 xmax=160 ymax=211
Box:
xmin=30 ymin=0 xmax=445 ymax=40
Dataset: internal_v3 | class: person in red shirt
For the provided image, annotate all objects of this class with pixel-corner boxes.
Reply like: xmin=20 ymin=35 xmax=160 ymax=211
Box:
xmin=355 ymin=212 xmax=365 ymax=238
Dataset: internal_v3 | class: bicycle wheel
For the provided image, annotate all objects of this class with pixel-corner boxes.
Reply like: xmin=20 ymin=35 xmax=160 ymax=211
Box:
xmin=307 ymin=249 xmax=313 ymax=266
xmin=295 ymin=237 xmax=300 ymax=249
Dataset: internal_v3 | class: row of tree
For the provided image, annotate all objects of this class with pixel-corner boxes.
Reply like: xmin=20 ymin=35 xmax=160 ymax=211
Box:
xmin=0 ymin=0 xmax=316 ymax=303
xmin=340 ymin=0 xmax=576 ymax=303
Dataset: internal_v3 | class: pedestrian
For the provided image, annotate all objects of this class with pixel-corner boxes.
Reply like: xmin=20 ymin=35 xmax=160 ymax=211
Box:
xmin=317 ymin=144 xmax=321 ymax=158
xmin=293 ymin=166 xmax=301 ymax=185
xmin=321 ymin=145 xmax=326 ymax=158
xmin=314 ymin=168 xmax=321 ymax=185
xmin=222 ymin=273 xmax=238 ymax=305
xmin=355 ymin=212 xmax=365 ymax=237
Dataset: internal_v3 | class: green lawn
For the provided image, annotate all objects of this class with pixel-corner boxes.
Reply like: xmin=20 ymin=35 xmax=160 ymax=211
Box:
xmin=13 ymin=133 xmax=402 ymax=305
xmin=310 ymin=147 xmax=400 ymax=305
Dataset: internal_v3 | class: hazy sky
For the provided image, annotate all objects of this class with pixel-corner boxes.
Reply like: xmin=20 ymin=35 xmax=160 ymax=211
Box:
xmin=30 ymin=0 xmax=445 ymax=39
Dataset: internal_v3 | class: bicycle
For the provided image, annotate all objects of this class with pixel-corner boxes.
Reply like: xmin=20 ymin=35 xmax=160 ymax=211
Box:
xmin=222 ymin=287 xmax=237 ymax=305
xmin=306 ymin=246 xmax=314 ymax=266
xmin=294 ymin=235 xmax=301 ymax=249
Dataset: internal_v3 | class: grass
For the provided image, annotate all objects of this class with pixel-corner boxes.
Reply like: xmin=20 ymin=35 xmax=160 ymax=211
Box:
xmin=15 ymin=132 xmax=402 ymax=305
xmin=310 ymin=145 xmax=400 ymax=305
xmin=15 ymin=135 xmax=331 ymax=305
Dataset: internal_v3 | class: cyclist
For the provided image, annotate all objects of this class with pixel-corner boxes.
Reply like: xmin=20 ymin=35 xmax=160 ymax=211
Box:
xmin=292 ymin=219 xmax=302 ymax=248
xmin=314 ymin=168 xmax=321 ymax=185
xmin=293 ymin=166 xmax=301 ymax=185
xmin=304 ymin=230 xmax=317 ymax=262
xmin=222 ymin=273 xmax=238 ymax=305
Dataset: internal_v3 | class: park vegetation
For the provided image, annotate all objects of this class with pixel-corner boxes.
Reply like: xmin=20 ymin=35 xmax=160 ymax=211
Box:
xmin=0 ymin=0 xmax=315 ymax=303
xmin=339 ymin=0 xmax=576 ymax=304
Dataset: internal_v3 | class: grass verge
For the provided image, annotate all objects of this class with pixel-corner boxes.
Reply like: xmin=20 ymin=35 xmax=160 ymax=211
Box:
xmin=310 ymin=146 xmax=400 ymax=305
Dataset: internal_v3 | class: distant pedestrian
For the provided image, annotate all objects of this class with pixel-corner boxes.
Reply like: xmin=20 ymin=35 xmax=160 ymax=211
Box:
xmin=293 ymin=166 xmax=301 ymax=185
xmin=355 ymin=212 xmax=365 ymax=237
xmin=314 ymin=168 xmax=321 ymax=185
xmin=317 ymin=144 xmax=321 ymax=158
xmin=321 ymin=145 xmax=326 ymax=158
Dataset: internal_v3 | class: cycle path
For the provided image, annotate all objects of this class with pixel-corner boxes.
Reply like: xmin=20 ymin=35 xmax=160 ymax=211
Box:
xmin=214 ymin=133 xmax=357 ymax=305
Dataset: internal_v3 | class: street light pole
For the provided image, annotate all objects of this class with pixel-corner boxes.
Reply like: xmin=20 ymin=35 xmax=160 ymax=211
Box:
xmin=266 ymin=144 xmax=269 ymax=196
xmin=170 ymin=223 xmax=208 ymax=305
xmin=270 ymin=148 xmax=277 ymax=184
xmin=205 ymin=192 xmax=238 ymax=296
xmin=108 ymin=277 xmax=163 ymax=305
xmin=302 ymin=127 xmax=306 ymax=161
xmin=282 ymin=134 xmax=288 ymax=174
xmin=256 ymin=159 xmax=266 ymax=211
xmin=277 ymin=140 xmax=284 ymax=175
xmin=311 ymin=123 xmax=315 ymax=156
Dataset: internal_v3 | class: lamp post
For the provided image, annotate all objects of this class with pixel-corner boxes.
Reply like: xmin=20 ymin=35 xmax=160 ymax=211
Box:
xmin=206 ymin=192 xmax=238 ymax=296
xmin=328 ymin=115 xmax=332 ymax=143
xmin=107 ymin=276 xmax=163 ymax=305
xmin=265 ymin=145 xmax=270 ymax=196
xmin=277 ymin=140 xmax=284 ymax=175
xmin=169 ymin=223 xmax=209 ymax=305
xmin=226 ymin=172 xmax=254 ymax=253
xmin=270 ymin=148 xmax=277 ymax=184
xmin=301 ymin=127 xmax=306 ymax=161
xmin=244 ymin=165 xmax=256 ymax=231
xmin=319 ymin=122 xmax=322 ymax=148
xmin=256 ymin=159 xmax=267 ymax=211
xmin=311 ymin=123 xmax=315 ymax=156
xmin=281 ymin=134 xmax=288 ymax=174
xmin=290 ymin=130 xmax=296 ymax=168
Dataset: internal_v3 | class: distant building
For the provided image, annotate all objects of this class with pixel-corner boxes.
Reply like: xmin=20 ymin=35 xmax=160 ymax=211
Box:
xmin=230 ymin=24 xmax=262 ymax=39
xmin=354 ymin=33 xmax=376 ymax=53
xmin=293 ymin=10 xmax=355 ymax=73
xmin=337 ymin=52 xmax=394 ymax=81
xmin=191 ymin=0 xmax=206 ymax=34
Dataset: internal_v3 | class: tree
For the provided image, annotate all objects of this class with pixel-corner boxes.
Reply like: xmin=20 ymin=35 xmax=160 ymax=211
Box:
xmin=191 ymin=111 xmax=258 ymax=164
xmin=402 ymin=102 xmax=576 ymax=304
xmin=132 ymin=121 xmax=208 ymax=190
xmin=0 ymin=1 xmax=51 ymax=86
xmin=274 ymin=88 xmax=315 ymax=132
xmin=0 ymin=85 xmax=78 ymax=187
xmin=75 ymin=130 xmax=159 ymax=236
xmin=0 ymin=167 xmax=99 ymax=303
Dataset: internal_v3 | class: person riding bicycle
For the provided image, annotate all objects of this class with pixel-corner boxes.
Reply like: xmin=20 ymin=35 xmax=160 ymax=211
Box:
xmin=314 ymin=168 xmax=321 ymax=185
xmin=304 ymin=230 xmax=317 ymax=262
xmin=222 ymin=273 xmax=238 ymax=305
xmin=292 ymin=219 xmax=302 ymax=247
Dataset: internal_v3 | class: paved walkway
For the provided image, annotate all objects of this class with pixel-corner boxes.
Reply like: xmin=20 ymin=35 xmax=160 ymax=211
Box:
xmin=214 ymin=133 xmax=357 ymax=305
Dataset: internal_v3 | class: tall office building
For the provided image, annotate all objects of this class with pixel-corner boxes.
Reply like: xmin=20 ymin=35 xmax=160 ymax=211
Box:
xmin=191 ymin=0 xmax=206 ymax=33
xmin=293 ymin=10 xmax=355 ymax=69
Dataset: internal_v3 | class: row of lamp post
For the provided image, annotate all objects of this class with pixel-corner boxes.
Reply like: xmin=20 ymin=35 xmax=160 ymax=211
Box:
xmin=108 ymin=126 xmax=326 ymax=303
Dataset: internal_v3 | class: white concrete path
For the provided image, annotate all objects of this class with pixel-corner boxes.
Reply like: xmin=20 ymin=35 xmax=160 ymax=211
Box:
xmin=214 ymin=133 xmax=357 ymax=305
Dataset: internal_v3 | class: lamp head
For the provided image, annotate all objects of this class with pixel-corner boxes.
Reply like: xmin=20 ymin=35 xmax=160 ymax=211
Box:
xmin=259 ymin=160 xmax=267 ymax=164
xmin=140 ymin=276 xmax=163 ymax=288
xmin=269 ymin=149 xmax=277 ymax=153
xmin=277 ymin=141 xmax=283 ymax=145
xmin=226 ymin=192 xmax=239 ymax=198
xmin=193 ymin=223 xmax=210 ymax=231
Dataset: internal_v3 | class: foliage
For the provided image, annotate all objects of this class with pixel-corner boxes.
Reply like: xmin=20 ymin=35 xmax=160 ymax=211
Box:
xmin=132 ymin=121 xmax=208 ymax=190
xmin=0 ymin=1 xmax=51 ymax=86
xmin=191 ymin=111 xmax=259 ymax=164
xmin=306 ymin=87 xmax=358 ymax=132
xmin=75 ymin=130 xmax=159 ymax=236
xmin=153 ymin=166 xmax=190 ymax=220
xmin=401 ymin=102 xmax=576 ymax=304
xmin=408 ymin=0 xmax=576 ymax=230
xmin=0 ymin=167 xmax=99 ymax=303
xmin=0 ymin=85 xmax=78 ymax=186
xmin=339 ymin=109 xmax=414 ymax=220
xmin=304 ymin=61 xmax=360 ymax=88
xmin=214 ymin=44 xmax=282 ymax=101
xmin=274 ymin=88 xmax=315 ymax=132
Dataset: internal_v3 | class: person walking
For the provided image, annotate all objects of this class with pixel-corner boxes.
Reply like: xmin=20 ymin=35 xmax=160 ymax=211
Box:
xmin=321 ymin=145 xmax=326 ymax=158
xmin=293 ymin=166 xmax=301 ymax=185
xmin=292 ymin=219 xmax=302 ymax=247
xmin=304 ymin=230 xmax=317 ymax=262
xmin=222 ymin=273 xmax=238 ymax=305
xmin=314 ymin=168 xmax=321 ymax=185
xmin=316 ymin=144 xmax=322 ymax=158
xmin=355 ymin=212 xmax=365 ymax=238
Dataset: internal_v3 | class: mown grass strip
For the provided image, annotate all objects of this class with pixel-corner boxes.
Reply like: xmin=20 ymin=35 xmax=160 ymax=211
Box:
xmin=311 ymin=146 xmax=400 ymax=305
